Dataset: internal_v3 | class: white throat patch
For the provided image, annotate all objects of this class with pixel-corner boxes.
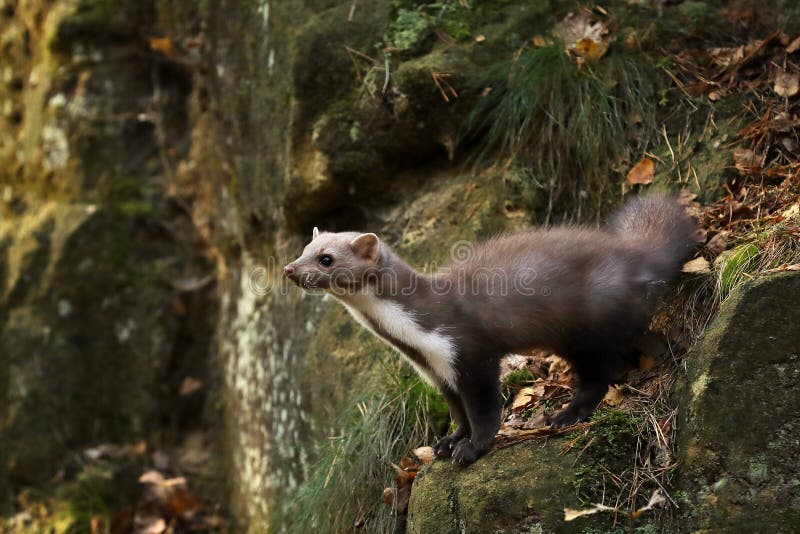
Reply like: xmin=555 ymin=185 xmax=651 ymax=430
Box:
xmin=336 ymin=290 xmax=458 ymax=390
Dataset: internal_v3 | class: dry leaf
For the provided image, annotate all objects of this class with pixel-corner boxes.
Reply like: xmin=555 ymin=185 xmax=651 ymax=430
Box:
xmin=787 ymin=35 xmax=800 ymax=54
xmin=603 ymin=385 xmax=624 ymax=407
xmin=564 ymin=503 xmax=616 ymax=521
xmin=554 ymin=10 xmax=608 ymax=46
xmin=474 ymin=34 xmax=486 ymax=43
xmin=382 ymin=487 xmax=397 ymax=507
xmin=532 ymin=35 xmax=548 ymax=47
xmin=733 ymin=148 xmax=765 ymax=172
xmin=148 ymin=36 xmax=176 ymax=58
xmin=781 ymin=203 xmax=799 ymax=220
xmin=546 ymin=355 xmax=571 ymax=375
xmin=774 ymin=70 xmax=800 ymax=98
xmin=179 ymin=377 xmax=204 ymax=396
xmin=626 ymin=157 xmax=655 ymax=185
xmin=511 ymin=386 xmax=543 ymax=410
xmin=553 ymin=9 xmax=610 ymax=63
xmin=630 ymin=490 xmax=667 ymax=519
xmin=138 ymin=470 xmax=165 ymax=485
xmin=639 ymin=354 xmax=657 ymax=372
xmin=141 ymin=518 xmax=167 ymax=534
xmin=574 ymin=37 xmax=609 ymax=62
xmin=705 ymin=232 xmax=729 ymax=255
xmin=412 ymin=446 xmax=436 ymax=464
xmin=682 ymin=257 xmax=711 ymax=274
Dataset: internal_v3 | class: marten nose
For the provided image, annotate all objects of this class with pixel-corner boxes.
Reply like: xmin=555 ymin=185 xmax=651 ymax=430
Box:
xmin=283 ymin=265 xmax=296 ymax=277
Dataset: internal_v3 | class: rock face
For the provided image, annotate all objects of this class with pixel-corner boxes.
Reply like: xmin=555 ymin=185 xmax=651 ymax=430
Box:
xmin=0 ymin=0 xmax=215 ymax=510
xmin=674 ymin=272 xmax=800 ymax=530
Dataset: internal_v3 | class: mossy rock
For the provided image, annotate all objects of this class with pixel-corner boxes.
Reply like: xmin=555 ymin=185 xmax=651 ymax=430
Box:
xmin=674 ymin=272 xmax=800 ymax=531
xmin=407 ymin=438 xmax=627 ymax=533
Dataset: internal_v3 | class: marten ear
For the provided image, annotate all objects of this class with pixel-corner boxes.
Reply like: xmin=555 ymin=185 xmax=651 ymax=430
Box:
xmin=350 ymin=233 xmax=380 ymax=262
xmin=312 ymin=226 xmax=320 ymax=240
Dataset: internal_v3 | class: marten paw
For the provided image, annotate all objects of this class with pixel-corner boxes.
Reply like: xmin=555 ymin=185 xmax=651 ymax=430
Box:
xmin=550 ymin=407 xmax=589 ymax=428
xmin=452 ymin=439 xmax=480 ymax=466
xmin=433 ymin=435 xmax=460 ymax=458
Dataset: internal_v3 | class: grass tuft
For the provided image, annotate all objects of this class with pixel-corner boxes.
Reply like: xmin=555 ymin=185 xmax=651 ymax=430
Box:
xmin=277 ymin=365 xmax=447 ymax=534
xmin=467 ymin=44 xmax=659 ymax=222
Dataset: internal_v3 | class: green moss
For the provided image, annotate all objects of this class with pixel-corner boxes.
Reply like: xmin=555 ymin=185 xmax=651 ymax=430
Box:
xmin=433 ymin=2 xmax=472 ymax=41
xmin=570 ymin=410 xmax=642 ymax=504
xmin=504 ymin=369 xmax=535 ymax=389
xmin=390 ymin=8 xmax=432 ymax=50
xmin=678 ymin=1 xmax=712 ymax=21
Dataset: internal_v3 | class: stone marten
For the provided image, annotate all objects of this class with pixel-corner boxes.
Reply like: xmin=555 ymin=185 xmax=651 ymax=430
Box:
xmin=284 ymin=193 xmax=695 ymax=465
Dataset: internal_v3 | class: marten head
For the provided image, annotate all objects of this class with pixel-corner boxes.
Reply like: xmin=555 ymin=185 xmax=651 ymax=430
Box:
xmin=284 ymin=227 xmax=382 ymax=293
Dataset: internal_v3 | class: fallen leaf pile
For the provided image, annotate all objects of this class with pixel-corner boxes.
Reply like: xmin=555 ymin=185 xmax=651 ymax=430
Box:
xmin=382 ymin=456 xmax=424 ymax=514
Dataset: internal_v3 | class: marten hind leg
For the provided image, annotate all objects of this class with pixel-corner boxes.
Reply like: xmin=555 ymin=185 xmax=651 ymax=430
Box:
xmin=550 ymin=377 xmax=610 ymax=428
xmin=434 ymin=386 xmax=471 ymax=458
xmin=550 ymin=344 xmax=628 ymax=428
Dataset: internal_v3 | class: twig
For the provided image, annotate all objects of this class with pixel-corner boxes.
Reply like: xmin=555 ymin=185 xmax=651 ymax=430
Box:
xmin=347 ymin=0 xmax=358 ymax=22
xmin=431 ymin=71 xmax=458 ymax=102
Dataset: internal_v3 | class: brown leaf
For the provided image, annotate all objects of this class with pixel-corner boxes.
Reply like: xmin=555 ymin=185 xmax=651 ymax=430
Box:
xmin=774 ymin=70 xmax=800 ymax=98
xmin=148 ymin=36 xmax=176 ymax=58
xmin=630 ymin=490 xmax=667 ymax=519
xmin=166 ymin=486 xmax=200 ymax=518
xmin=179 ymin=377 xmax=204 ymax=396
xmin=626 ymin=158 xmax=655 ymax=185
xmin=399 ymin=457 xmax=419 ymax=472
xmin=574 ymin=38 xmax=609 ymax=62
xmin=553 ymin=9 xmax=610 ymax=63
xmin=705 ymin=232 xmax=729 ymax=255
xmin=511 ymin=386 xmax=539 ymax=410
xmin=603 ymin=385 xmax=625 ymax=407
xmin=787 ymin=35 xmax=800 ymax=54
xmin=733 ymin=148 xmax=765 ymax=173
xmin=682 ymin=257 xmax=711 ymax=274
xmin=546 ymin=355 xmax=572 ymax=376
xmin=382 ymin=487 xmax=396 ymax=507
xmin=639 ymin=354 xmax=657 ymax=372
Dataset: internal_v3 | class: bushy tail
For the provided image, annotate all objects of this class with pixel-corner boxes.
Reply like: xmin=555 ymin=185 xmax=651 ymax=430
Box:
xmin=608 ymin=193 xmax=697 ymax=282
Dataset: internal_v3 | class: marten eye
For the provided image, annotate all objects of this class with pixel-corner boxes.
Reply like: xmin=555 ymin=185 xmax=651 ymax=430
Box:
xmin=319 ymin=254 xmax=333 ymax=267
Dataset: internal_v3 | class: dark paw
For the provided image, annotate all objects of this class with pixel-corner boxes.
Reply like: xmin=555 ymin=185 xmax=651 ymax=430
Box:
xmin=452 ymin=438 xmax=481 ymax=466
xmin=550 ymin=407 xmax=589 ymax=429
xmin=433 ymin=435 xmax=460 ymax=458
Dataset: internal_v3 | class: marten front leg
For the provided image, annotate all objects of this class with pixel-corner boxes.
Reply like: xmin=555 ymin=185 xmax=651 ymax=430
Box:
xmin=433 ymin=386 xmax=470 ymax=458
xmin=452 ymin=377 xmax=502 ymax=466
